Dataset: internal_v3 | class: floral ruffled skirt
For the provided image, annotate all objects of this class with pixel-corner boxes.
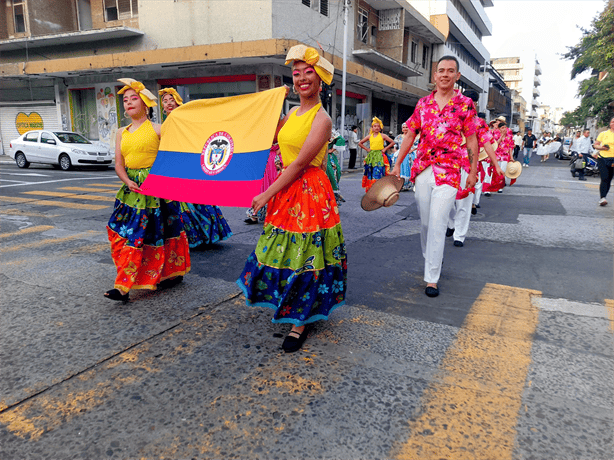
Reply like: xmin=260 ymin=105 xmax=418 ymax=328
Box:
xmin=362 ymin=149 xmax=390 ymax=191
xmin=179 ymin=203 xmax=232 ymax=248
xmin=107 ymin=167 xmax=191 ymax=293
xmin=237 ymin=167 xmax=347 ymax=326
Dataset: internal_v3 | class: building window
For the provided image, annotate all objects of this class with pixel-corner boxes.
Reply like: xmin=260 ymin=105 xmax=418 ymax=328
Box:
xmin=104 ymin=0 xmax=138 ymax=22
xmin=357 ymin=8 xmax=368 ymax=44
xmin=370 ymin=25 xmax=377 ymax=47
xmin=422 ymin=44 xmax=429 ymax=68
xmin=411 ymin=41 xmax=418 ymax=64
xmin=302 ymin=0 xmax=328 ymax=16
xmin=12 ymin=0 xmax=26 ymax=33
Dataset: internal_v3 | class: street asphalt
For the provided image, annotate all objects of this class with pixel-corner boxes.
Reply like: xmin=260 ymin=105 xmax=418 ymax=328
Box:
xmin=0 ymin=153 xmax=612 ymax=460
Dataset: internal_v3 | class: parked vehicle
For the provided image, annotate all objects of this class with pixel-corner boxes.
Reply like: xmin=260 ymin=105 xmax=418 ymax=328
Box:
xmin=8 ymin=130 xmax=112 ymax=170
xmin=570 ymin=153 xmax=599 ymax=177
xmin=557 ymin=137 xmax=573 ymax=160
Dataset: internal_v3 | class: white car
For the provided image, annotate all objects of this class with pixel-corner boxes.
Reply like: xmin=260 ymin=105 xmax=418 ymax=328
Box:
xmin=8 ymin=130 xmax=112 ymax=170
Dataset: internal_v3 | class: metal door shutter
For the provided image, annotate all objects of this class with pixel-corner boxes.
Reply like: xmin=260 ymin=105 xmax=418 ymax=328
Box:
xmin=0 ymin=104 xmax=61 ymax=155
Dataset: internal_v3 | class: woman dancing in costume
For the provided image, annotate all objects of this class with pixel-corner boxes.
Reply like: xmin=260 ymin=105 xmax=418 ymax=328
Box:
xmin=237 ymin=45 xmax=347 ymax=353
xmin=159 ymin=87 xmax=233 ymax=247
xmin=358 ymin=117 xmax=395 ymax=192
xmin=105 ymin=79 xmax=190 ymax=301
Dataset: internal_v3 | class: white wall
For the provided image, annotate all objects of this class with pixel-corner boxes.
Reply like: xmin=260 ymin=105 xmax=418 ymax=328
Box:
xmin=139 ymin=0 xmax=273 ymax=49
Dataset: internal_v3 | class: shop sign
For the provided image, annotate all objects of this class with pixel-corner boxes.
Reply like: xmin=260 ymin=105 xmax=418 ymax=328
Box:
xmin=15 ymin=112 xmax=44 ymax=135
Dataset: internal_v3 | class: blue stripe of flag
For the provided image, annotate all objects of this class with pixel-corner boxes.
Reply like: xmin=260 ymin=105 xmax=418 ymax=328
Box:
xmin=150 ymin=149 xmax=270 ymax=181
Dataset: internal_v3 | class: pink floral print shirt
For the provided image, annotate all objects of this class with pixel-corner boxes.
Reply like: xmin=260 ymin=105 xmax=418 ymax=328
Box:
xmin=407 ymin=90 xmax=477 ymax=189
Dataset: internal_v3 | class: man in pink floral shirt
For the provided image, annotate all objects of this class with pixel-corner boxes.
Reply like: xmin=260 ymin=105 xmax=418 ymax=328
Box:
xmin=392 ymin=56 xmax=479 ymax=298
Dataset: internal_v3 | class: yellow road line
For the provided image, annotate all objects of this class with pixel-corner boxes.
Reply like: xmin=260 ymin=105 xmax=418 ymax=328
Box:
xmin=0 ymin=225 xmax=54 ymax=239
xmin=0 ymin=195 xmax=108 ymax=210
xmin=0 ymin=230 xmax=102 ymax=253
xmin=393 ymin=283 xmax=541 ymax=460
xmin=59 ymin=186 xmax=118 ymax=193
xmin=21 ymin=191 xmax=115 ymax=202
xmin=605 ymin=299 xmax=614 ymax=333
xmin=88 ymin=183 xmax=123 ymax=188
xmin=0 ymin=209 xmax=61 ymax=218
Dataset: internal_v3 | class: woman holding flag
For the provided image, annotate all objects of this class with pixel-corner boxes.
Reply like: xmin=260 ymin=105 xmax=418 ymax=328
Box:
xmin=104 ymin=79 xmax=190 ymax=302
xmin=238 ymin=45 xmax=347 ymax=353
xmin=159 ymin=87 xmax=233 ymax=248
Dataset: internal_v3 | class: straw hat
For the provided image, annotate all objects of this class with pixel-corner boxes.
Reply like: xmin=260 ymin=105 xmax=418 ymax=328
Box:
xmin=496 ymin=115 xmax=507 ymax=122
xmin=505 ymin=160 xmax=522 ymax=179
xmin=361 ymin=175 xmax=404 ymax=211
xmin=478 ymin=148 xmax=488 ymax=161
xmin=117 ymin=78 xmax=157 ymax=107
xmin=284 ymin=45 xmax=334 ymax=85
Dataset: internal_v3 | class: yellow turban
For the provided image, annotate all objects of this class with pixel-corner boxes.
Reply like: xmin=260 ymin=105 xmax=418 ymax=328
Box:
xmin=284 ymin=44 xmax=334 ymax=85
xmin=117 ymin=78 xmax=157 ymax=108
xmin=372 ymin=117 xmax=383 ymax=128
xmin=158 ymin=87 xmax=183 ymax=106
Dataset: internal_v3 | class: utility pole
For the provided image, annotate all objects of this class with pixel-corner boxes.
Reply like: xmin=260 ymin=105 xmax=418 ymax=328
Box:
xmin=339 ymin=0 xmax=349 ymax=172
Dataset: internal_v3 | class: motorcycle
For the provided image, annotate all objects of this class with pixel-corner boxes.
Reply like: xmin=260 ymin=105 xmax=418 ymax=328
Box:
xmin=570 ymin=153 xmax=599 ymax=177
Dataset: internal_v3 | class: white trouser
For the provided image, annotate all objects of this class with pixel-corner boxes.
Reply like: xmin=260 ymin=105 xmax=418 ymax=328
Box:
xmin=473 ymin=179 xmax=482 ymax=205
xmin=414 ymin=166 xmax=458 ymax=284
xmin=481 ymin=160 xmax=492 ymax=185
xmin=447 ymin=169 xmax=473 ymax=243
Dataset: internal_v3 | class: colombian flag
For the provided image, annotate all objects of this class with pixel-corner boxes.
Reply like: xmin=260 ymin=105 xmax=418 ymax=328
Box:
xmin=141 ymin=86 xmax=286 ymax=207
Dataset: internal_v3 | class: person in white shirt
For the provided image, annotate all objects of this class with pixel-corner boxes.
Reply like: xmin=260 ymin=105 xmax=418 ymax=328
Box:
xmin=575 ymin=129 xmax=593 ymax=181
xmin=347 ymin=125 xmax=359 ymax=169
xmin=513 ymin=132 xmax=523 ymax=160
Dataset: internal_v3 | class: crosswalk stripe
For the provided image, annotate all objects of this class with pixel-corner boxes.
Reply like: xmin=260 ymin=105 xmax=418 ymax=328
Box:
xmin=0 ymin=230 xmax=102 ymax=253
xmin=89 ymin=183 xmax=123 ymax=188
xmin=0 ymin=195 xmax=107 ymax=210
xmin=21 ymin=191 xmax=115 ymax=202
xmin=59 ymin=186 xmax=118 ymax=193
xmin=393 ymin=283 xmax=541 ymax=460
xmin=0 ymin=225 xmax=55 ymax=239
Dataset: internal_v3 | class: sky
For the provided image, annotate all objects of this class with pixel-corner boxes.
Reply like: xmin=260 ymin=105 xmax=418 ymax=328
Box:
xmin=482 ymin=0 xmax=607 ymax=113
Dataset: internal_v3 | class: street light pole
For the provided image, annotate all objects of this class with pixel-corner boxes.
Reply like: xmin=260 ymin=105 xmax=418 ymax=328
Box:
xmin=339 ymin=0 xmax=349 ymax=172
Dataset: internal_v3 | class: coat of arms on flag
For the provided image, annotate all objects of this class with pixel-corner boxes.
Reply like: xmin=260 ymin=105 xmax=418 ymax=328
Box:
xmin=140 ymin=86 xmax=286 ymax=207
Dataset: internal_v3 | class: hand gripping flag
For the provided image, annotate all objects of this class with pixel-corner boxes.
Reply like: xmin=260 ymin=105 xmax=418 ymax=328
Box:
xmin=140 ymin=86 xmax=286 ymax=207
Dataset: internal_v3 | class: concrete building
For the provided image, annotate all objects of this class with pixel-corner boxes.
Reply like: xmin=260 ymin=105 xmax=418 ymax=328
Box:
xmin=0 ymin=0 xmax=495 ymax=155
xmin=491 ymin=53 xmax=542 ymax=132
xmin=408 ymin=0 xmax=494 ymax=114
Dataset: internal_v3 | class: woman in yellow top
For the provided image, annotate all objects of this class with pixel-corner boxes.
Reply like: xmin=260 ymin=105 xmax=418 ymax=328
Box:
xmin=237 ymin=45 xmax=347 ymax=353
xmin=158 ymin=87 xmax=233 ymax=247
xmin=593 ymin=116 xmax=614 ymax=206
xmin=105 ymin=79 xmax=190 ymax=302
xmin=358 ymin=117 xmax=395 ymax=191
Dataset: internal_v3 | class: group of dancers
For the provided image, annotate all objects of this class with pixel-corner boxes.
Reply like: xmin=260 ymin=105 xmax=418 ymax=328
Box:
xmin=104 ymin=47 xmax=521 ymax=353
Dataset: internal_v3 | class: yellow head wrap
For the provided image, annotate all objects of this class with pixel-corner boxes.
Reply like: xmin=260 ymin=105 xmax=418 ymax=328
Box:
xmin=372 ymin=117 xmax=383 ymax=128
xmin=284 ymin=44 xmax=334 ymax=85
xmin=117 ymin=78 xmax=157 ymax=108
xmin=158 ymin=87 xmax=183 ymax=106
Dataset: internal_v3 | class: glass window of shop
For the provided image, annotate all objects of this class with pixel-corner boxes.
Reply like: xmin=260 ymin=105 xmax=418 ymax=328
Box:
xmin=335 ymin=96 xmax=359 ymax=135
xmin=69 ymin=88 xmax=98 ymax=140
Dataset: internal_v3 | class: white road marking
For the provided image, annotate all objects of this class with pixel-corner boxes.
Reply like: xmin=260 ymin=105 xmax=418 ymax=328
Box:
xmin=0 ymin=172 xmax=50 ymax=177
xmin=0 ymin=175 xmax=116 ymax=188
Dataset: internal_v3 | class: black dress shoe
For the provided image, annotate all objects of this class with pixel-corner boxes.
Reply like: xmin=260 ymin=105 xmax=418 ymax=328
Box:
xmin=471 ymin=206 xmax=477 ymax=215
xmin=579 ymin=177 xmax=587 ymax=181
xmin=425 ymin=286 xmax=439 ymax=297
xmin=104 ymin=289 xmax=129 ymax=302
xmin=445 ymin=228 xmax=454 ymax=237
xmin=244 ymin=218 xmax=259 ymax=225
xmin=281 ymin=325 xmax=312 ymax=353
xmin=454 ymin=240 xmax=464 ymax=247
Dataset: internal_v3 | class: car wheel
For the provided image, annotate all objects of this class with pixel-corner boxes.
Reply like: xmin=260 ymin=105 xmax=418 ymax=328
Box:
xmin=59 ymin=154 xmax=72 ymax=171
xmin=15 ymin=152 xmax=30 ymax=168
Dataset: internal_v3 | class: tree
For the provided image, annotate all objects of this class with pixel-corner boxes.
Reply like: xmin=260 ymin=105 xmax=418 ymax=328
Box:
xmin=562 ymin=0 xmax=614 ymax=127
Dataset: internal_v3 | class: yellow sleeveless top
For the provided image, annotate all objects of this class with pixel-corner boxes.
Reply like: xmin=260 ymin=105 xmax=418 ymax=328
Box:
xmin=369 ymin=132 xmax=384 ymax=151
xmin=278 ymin=103 xmax=327 ymax=168
xmin=121 ymin=120 xmax=160 ymax=169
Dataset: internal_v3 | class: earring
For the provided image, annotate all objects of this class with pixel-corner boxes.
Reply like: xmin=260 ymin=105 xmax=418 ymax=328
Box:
xmin=123 ymin=111 xmax=128 ymax=118
xmin=292 ymin=86 xmax=298 ymax=94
